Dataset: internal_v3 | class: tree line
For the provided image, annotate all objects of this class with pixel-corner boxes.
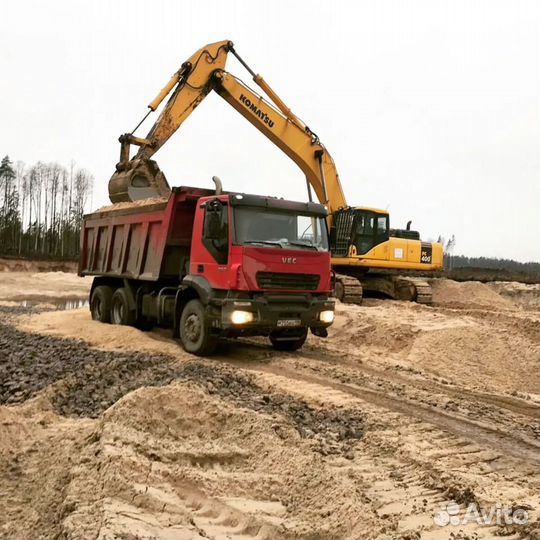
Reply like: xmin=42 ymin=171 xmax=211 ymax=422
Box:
xmin=0 ymin=155 xmax=94 ymax=260
xmin=444 ymin=254 xmax=540 ymax=283
xmin=450 ymin=255 xmax=540 ymax=274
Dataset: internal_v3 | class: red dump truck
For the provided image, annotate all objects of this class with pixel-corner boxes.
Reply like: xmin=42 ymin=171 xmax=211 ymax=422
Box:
xmin=78 ymin=183 xmax=335 ymax=355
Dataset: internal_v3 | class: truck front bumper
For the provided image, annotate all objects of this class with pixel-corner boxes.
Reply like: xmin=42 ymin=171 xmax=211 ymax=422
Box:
xmin=210 ymin=293 xmax=335 ymax=337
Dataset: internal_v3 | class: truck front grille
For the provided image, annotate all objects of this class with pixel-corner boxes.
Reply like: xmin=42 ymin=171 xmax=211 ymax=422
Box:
xmin=256 ymin=272 xmax=320 ymax=291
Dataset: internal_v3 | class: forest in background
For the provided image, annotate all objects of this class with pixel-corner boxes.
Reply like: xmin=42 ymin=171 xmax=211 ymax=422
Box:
xmin=0 ymin=153 xmax=538 ymax=278
xmin=444 ymin=255 xmax=540 ymax=283
xmin=0 ymin=155 xmax=93 ymax=260
xmin=449 ymin=255 xmax=540 ymax=274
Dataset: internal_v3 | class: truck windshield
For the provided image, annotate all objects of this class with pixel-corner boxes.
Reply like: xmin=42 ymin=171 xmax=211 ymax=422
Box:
xmin=233 ymin=207 xmax=329 ymax=251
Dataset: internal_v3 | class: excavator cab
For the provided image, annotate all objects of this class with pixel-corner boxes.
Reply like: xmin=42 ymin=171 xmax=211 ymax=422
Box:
xmin=329 ymin=207 xmax=389 ymax=257
xmin=351 ymin=210 xmax=389 ymax=255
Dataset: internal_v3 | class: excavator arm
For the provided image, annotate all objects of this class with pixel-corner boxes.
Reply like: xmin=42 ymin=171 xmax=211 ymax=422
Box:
xmin=136 ymin=41 xmax=230 ymax=160
xmin=108 ymin=40 xmax=348 ymax=214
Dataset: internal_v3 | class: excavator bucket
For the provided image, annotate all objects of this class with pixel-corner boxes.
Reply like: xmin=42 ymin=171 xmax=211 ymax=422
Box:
xmin=108 ymin=159 xmax=171 ymax=203
xmin=107 ymin=40 xmax=233 ymax=204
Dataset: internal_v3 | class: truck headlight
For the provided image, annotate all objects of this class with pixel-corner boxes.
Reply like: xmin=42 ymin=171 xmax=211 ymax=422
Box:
xmin=319 ymin=310 xmax=335 ymax=323
xmin=231 ymin=310 xmax=254 ymax=325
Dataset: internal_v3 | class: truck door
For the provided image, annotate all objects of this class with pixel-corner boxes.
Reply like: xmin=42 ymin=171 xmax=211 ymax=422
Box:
xmin=191 ymin=198 xmax=231 ymax=289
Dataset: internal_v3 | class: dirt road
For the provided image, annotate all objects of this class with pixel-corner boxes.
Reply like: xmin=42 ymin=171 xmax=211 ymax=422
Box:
xmin=0 ymin=273 xmax=538 ymax=539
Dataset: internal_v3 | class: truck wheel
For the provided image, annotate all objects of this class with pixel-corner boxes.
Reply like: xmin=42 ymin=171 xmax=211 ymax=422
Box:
xmin=111 ymin=288 xmax=136 ymax=326
xmin=269 ymin=328 xmax=308 ymax=351
xmin=179 ymin=299 xmax=217 ymax=356
xmin=90 ymin=285 xmax=113 ymax=323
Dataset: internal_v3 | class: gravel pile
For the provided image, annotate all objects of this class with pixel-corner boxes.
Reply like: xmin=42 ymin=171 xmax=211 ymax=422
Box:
xmin=0 ymin=315 xmax=177 ymax=415
xmin=171 ymin=363 xmax=365 ymax=455
xmin=0 ymin=306 xmax=364 ymax=455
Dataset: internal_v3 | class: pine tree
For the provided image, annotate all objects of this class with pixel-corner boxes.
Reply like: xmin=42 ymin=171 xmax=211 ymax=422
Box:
xmin=0 ymin=155 xmax=22 ymax=253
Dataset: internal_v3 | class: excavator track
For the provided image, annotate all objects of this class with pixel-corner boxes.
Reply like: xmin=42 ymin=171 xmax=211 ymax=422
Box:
xmin=394 ymin=277 xmax=433 ymax=304
xmin=345 ymin=274 xmax=433 ymax=305
xmin=335 ymin=274 xmax=363 ymax=304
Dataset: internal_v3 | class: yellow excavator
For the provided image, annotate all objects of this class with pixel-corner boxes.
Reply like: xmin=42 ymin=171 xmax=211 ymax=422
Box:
xmin=108 ymin=40 xmax=443 ymax=304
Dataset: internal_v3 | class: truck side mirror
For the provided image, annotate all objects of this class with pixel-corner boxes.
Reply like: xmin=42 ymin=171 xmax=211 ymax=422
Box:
xmin=204 ymin=200 xmax=225 ymax=241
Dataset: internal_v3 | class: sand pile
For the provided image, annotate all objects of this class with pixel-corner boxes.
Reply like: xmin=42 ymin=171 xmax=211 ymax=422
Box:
xmin=0 ymin=371 xmax=373 ymax=539
xmin=407 ymin=323 xmax=539 ymax=394
xmin=430 ymin=278 xmax=515 ymax=309
xmin=94 ymin=197 xmax=167 ymax=213
xmin=487 ymin=281 xmax=539 ymax=311
xmin=327 ymin=301 xmax=477 ymax=359
xmin=19 ymin=308 xmax=183 ymax=355
xmin=325 ymin=295 xmax=539 ymax=395
xmin=329 ymin=304 xmax=418 ymax=354
xmin=0 ymin=397 xmax=95 ymax=540
xmin=61 ymin=381 xmax=373 ymax=540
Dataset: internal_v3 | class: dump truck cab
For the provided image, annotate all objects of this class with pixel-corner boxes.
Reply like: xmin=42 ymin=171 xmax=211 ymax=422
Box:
xmin=80 ymin=186 xmax=335 ymax=356
xmin=190 ymin=191 xmax=334 ymax=338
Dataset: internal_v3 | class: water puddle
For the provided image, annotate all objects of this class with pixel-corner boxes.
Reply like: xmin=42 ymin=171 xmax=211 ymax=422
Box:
xmin=17 ymin=298 xmax=88 ymax=310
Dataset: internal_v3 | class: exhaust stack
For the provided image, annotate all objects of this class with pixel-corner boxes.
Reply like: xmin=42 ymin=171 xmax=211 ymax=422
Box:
xmin=212 ymin=176 xmax=223 ymax=195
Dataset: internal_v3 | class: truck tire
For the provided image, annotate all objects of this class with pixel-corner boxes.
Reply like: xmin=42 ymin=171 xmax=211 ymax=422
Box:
xmin=179 ymin=299 xmax=217 ymax=356
xmin=111 ymin=288 xmax=136 ymax=326
xmin=269 ymin=328 xmax=308 ymax=351
xmin=90 ymin=285 xmax=113 ymax=323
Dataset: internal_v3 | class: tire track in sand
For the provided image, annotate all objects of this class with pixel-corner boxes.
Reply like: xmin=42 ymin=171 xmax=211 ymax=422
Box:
xmin=238 ymin=365 xmax=538 ymax=538
xmin=236 ymin=359 xmax=539 ymax=464
xmin=221 ymin=337 xmax=539 ymax=421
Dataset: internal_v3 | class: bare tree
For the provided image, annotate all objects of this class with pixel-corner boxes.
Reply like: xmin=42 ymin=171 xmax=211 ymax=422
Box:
xmin=0 ymin=156 xmax=94 ymax=260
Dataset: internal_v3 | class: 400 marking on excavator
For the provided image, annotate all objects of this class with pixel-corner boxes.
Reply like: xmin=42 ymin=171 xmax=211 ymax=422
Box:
xmin=239 ymin=94 xmax=275 ymax=128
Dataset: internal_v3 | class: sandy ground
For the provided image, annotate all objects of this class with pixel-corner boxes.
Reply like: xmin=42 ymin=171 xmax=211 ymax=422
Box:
xmin=0 ymin=271 xmax=90 ymax=303
xmin=0 ymin=273 xmax=538 ymax=539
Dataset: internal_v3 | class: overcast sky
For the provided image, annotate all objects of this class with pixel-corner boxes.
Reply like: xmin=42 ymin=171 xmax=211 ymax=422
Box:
xmin=1 ymin=0 xmax=538 ymax=261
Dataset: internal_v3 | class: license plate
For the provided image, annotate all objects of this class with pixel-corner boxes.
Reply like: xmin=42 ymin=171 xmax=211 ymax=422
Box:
xmin=277 ymin=319 xmax=301 ymax=328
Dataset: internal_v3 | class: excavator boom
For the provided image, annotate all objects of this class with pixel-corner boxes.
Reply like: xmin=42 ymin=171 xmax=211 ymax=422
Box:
xmin=108 ymin=40 xmax=347 ymax=213
xmin=215 ymin=71 xmax=345 ymax=212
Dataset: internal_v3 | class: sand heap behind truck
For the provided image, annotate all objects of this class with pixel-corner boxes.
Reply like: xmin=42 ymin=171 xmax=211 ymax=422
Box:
xmin=78 ymin=183 xmax=335 ymax=355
